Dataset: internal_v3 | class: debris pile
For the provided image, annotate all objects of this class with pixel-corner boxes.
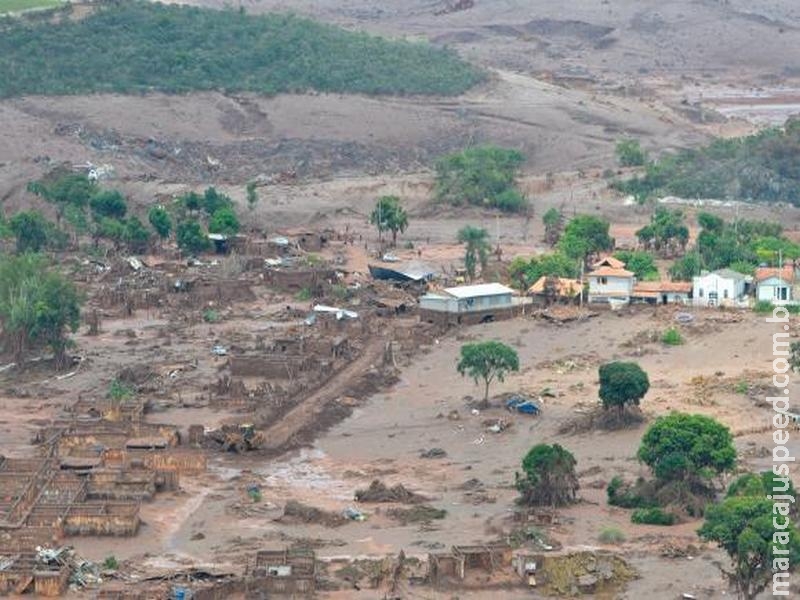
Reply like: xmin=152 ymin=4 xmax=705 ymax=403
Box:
xmin=354 ymin=480 xmax=427 ymax=504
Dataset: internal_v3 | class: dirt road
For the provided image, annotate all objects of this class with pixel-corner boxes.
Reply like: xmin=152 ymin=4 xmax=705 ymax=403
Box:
xmin=260 ymin=336 xmax=387 ymax=452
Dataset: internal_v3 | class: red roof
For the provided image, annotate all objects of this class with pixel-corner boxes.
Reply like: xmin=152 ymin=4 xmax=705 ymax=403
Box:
xmin=589 ymin=266 xmax=634 ymax=278
xmin=755 ymin=266 xmax=794 ymax=283
xmin=633 ymin=281 xmax=692 ymax=294
xmin=592 ymin=256 xmax=626 ymax=269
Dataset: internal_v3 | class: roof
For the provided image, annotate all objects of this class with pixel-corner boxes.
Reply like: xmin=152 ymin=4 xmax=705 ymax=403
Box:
xmin=589 ymin=266 xmax=634 ymax=278
xmin=711 ymin=268 xmax=747 ymax=281
xmin=528 ymin=276 xmax=583 ymax=296
xmin=592 ymin=256 xmax=626 ymax=269
xmin=755 ymin=266 xmax=794 ymax=283
xmin=443 ymin=283 xmax=515 ymax=299
xmin=633 ymin=281 xmax=693 ymax=295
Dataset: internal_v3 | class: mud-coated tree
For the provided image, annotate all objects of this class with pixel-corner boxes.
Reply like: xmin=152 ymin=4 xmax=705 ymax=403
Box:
xmin=456 ymin=341 xmax=519 ymax=407
xmin=516 ymin=443 xmax=579 ymax=507
xmin=457 ymin=225 xmax=491 ymax=281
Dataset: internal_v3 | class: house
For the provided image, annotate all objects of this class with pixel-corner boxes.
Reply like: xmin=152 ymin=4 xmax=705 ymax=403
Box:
xmin=587 ymin=257 xmax=635 ymax=305
xmin=755 ymin=265 xmax=796 ymax=305
xmin=528 ymin=276 xmax=582 ymax=305
xmin=631 ymin=281 xmax=692 ymax=305
xmin=419 ymin=283 xmax=518 ymax=325
xmin=692 ymin=269 xmax=748 ymax=307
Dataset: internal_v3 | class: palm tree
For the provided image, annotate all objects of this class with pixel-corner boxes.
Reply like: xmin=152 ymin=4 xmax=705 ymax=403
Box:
xmin=457 ymin=225 xmax=491 ymax=281
xmin=370 ymin=196 xmax=409 ymax=247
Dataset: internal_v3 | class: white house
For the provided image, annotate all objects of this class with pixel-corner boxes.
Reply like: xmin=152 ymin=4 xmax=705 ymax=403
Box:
xmin=755 ymin=266 xmax=796 ymax=305
xmin=692 ymin=269 xmax=748 ymax=307
xmin=587 ymin=257 xmax=635 ymax=305
xmin=419 ymin=283 xmax=516 ymax=325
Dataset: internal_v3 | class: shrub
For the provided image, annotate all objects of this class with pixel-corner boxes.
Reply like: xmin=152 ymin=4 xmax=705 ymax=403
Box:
xmin=753 ymin=300 xmax=774 ymax=313
xmin=734 ymin=380 xmax=749 ymax=394
xmin=108 ymin=379 xmax=134 ymax=401
xmin=598 ymin=526 xmax=625 ymax=544
xmin=102 ymin=556 xmax=119 ymax=570
xmin=607 ymin=476 xmax=657 ymax=509
xmin=661 ymin=327 xmax=683 ymax=345
xmin=631 ymin=507 xmax=676 ymax=526
xmin=202 ymin=309 xmax=219 ymax=323
xmin=296 ymin=287 xmax=312 ymax=301
xmin=615 ymin=139 xmax=648 ymax=167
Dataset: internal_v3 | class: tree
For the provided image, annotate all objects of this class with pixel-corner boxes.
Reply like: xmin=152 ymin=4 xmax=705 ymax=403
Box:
xmin=727 ymin=472 xmax=797 ymax=515
xmin=202 ymin=187 xmax=232 ymax=215
xmin=598 ymin=361 xmax=650 ymax=416
xmin=559 ymin=215 xmax=614 ymax=261
xmin=668 ymin=254 xmax=701 ymax=281
xmin=9 ymin=211 xmax=50 ymax=253
xmin=613 ymin=250 xmax=658 ymax=280
xmin=369 ymin=195 xmax=408 ymax=246
xmin=434 ymin=146 xmax=527 ymax=212
xmin=457 ymin=225 xmax=491 ymax=281
xmin=515 ymin=444 xmax=579 ymax=507
xmin=635 ymin=207 xmax=689 ymax=257
xmin=94 ymin=217 xmax=126 ymax=249
xmin=176 ymin=220 xmax=210 ymax=254
xmin=0 ymin=254 xmax=81 ymax=369
xmin=699 ymin=495 xmax=800 ymax=599
xmin=542 ymin=207 xmax=563 ymax=246
xmin=456 ymin=341 xmax=519 ymax=407
xmin=208 ymin=207 xmax=240 ymax=235
xmin=123 ymin=216 xmax=150 ymax=253
xmin=638 ymin=413 xmax=736 ymax=486
xmin=615 ymin=139 xmax=648 ymax=167
xmin=181 ymin=191 xmax=202 ymax=213
xmin=246 ymin=182 xmax=259 ymax=211
xmin=89 ymin=190 xmax=127 ymax=220
xmin=27 ymin=171 xmax=94 ymax=226
xmin=507 ymin=252 xmax=579 ymax=289
xmin=148 ymin=206 xmax=172 ymax=240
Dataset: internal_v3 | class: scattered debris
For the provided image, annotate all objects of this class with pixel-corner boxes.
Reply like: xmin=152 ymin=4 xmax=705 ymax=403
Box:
xmin=211 ymin=345 xmax=228 ymax=356
xmin=387 ymin=505 xmax=446 ymax=524
xmin=420 ymin=448 xmax=447 ymax=459
xmin=354 ymin=480 xmax=427 ymax=504
xmin=343 ymin=507 xmax=366 ymax=522
xmin=280 ymin=500 xmax=346 ymax=527
xmin=506 ymin=395 xmax=541 ymax=415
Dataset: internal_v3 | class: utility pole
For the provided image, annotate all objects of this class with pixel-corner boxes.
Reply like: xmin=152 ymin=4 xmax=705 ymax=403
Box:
xmin=579 ymin=258 xmax=585 ymax=308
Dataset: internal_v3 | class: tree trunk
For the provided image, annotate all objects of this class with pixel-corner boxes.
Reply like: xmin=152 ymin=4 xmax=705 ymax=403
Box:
xmin=481 ymin=379 xmax=491 ymax=409
xmin=392 ymin=230 xmax=397 ymax=247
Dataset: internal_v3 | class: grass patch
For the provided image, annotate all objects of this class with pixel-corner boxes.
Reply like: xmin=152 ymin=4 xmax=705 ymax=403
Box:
xmin=0 ymin=0 xmax=61 ymax=14
xmin=631 ymin=507 xmax=676 ymax=526
xmin=0 ymin=1 xmax=483 ymax=98
xmin=661 ymin=327 xmax=684 ymax=346
xmin=107 ymin=379 xmax=134 ymax=402
xmin=598 ymin=526 xmax=625 ymax=545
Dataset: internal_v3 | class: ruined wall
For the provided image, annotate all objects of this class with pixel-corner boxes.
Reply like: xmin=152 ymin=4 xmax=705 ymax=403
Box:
xmin=419 ymin=306 xmax=518 ymax=326
xmin=63 ymin=503 xmax=140 ymax=536
xmin=33 ymin=566 xmax=70 ymax=597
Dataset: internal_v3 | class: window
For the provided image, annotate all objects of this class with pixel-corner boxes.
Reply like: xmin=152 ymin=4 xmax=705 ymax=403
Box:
xmin=723 ymin=289 xmax=728 ymax=299
xmin=699 ymin=288 xmax=704 ymax=298
xmin=599 ymin=277 xmax=608 ymax=285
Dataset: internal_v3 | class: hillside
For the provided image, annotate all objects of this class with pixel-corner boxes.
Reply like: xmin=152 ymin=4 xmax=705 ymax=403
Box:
xmin=0 ymin=1 xmax=483 ymax=97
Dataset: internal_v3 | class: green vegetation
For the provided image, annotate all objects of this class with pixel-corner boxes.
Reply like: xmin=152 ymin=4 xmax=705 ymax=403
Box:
xmin=0 ymin=0 xmax=62 ymax=15
xmin=246 ymin=182 xmax=259 ymax=211
xmin=630 ymin=507 xmax=676 ymax=526
xmin=108 ymin=379 xmax=134 ymax=402
xmin=661 ymin=327 xmax=684 ymax=346
xmin=515 ymin=444 xmax=579 ymax=507
xmin=202 ymin=309 xmax=220 ymax=324
xmin=542 ymin=207 xmax=564 ymax=246
xmin=635 ymin=207 xmax=688 ymax=257
xmin=456 ymin=341 xmax=519 ymax=406
xmin=296 ymin=287 xmax=313 ymax=302
xmin=435 ymin=146 xmax=527 ymax=212
xmin=148 ymin=206 xmax=172 ymax=240
xmin=176 ymin=220 xmax=210 ymax=254
xmin=508 ymin=252 xmax=579 ymax=289
xmin=638 ymin=413 xmax=736 ymax=487
xmin=597 ymin=526 xmax=625 ymax=545
xmin=699 ymin=495 xmax=800 ymax=599
xmin=613 ymin=121 xmax=800 ymax=205
xmin=0 ymin=2 xmax=483 ymax=98
xmin=598 ymin=361 xmax=650 ymax=416
xmin=208 ymin=207 xmax=240 ymax=236
xmin=27 ymin=171 xmax=93 ymax=226
xmin=90 ymin=190 xmax=127 ymax=220
xmin=606 ymin=476 xmax=657 ymax=510
xmin=0 ymin=253 xmax=81 ymax=369
xmin=9 ymin=211 xmax=52 ymax=253
xmin=727 ymin=472 xmax=797 ymax=512
xmin=613 ymin=250 xmax=658 ymax=280
xmin=102 ymin=555 xmax=119 ymax=571
xmin=558 ymin=215 xmax=614 ymax=261
xmin=668 ymin=211 xmax=800 ymax=279
xmin=615 ymin=139 xmax=648 ymax=167
xmin=370 ymin=195 xmax=408 ymax=246
xmin=457 ymin=225 xmax=491 ymax=281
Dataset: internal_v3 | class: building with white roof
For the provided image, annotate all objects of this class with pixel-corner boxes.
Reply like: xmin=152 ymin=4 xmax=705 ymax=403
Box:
xmin=419 ymin=283 xmax=517 ymax=325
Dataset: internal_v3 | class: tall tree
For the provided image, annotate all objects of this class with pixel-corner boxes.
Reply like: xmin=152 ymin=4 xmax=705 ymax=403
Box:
xmin=699 ymin=495 xmax=800 ymax=599
xmin=456 ymin=341 xmax=519 ymax=407
xmin=558 ymin=215 xmax=614 ymax=261
xmin=369 ymin=195 xmax=408 ymax=246
xmin=208 ymin=207 xmax=240 ymax=235
xmin=89 ymin=190 xmax=128 ymax=220
xmin=9 ymin=211 xmax=50 ymax=253
xmin=27 ymin=171 xmax=94 ymax=227
xmin=635 ymin=207 xmax=689 ymax=257
xmin=516 ymin=444 xmax=579 ymax=507
xmin=246 ymin=182 xmax=259 ymax=211
xmin=457 ymin=225 xmax=491 ymax=281
xmin=148 ymin=206 xmax=172 ymax=241
xmin=598 ymin=361 xmax=650 ymax=417
xmin=542 ymin=207 xmax=563 ymax=246
xmin=176 ymin=220 xmax=210 ymax=254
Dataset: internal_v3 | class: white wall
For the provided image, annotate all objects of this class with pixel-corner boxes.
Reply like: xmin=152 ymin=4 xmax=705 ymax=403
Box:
xmin=693 ymin=274 xmax=744 ymax=307
xmin=589 ymin=276 xmax=633 ymax=298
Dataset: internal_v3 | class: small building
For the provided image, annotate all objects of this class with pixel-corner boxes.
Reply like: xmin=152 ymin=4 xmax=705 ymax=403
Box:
xmin=419 ymin=283 xmax=517 ymax=325
xmin=631 ymin=281 xmax=692 ymax=305
xmin=528 ymin=276 xmax=582 ymax=305
xmin=693 ymin=269 xmax=748 ymax=307
xmin=587 ymin=257 xmax=635 ymax=304
xmin=755 ymin=265 xmax=796 ymax=305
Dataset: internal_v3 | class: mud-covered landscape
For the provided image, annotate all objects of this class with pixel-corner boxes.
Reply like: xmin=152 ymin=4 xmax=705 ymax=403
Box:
xmin=1 ymin=1 xmax=800 ymax=598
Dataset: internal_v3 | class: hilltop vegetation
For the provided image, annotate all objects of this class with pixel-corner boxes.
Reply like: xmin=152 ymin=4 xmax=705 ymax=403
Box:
xmin=0 ymin=1 xmax=483 ymax=98
xmin=0 ymin=0 xmax=61 ymax=14
xmin=614 ymin=119 xmax=800 ymax=205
